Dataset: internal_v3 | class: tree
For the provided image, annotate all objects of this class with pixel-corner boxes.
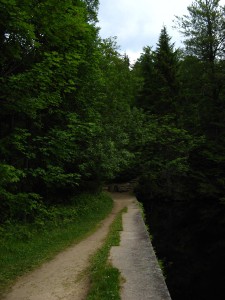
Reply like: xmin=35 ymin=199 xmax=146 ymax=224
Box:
xmin=175 ymin=0 xmax=225 ymax=203
xmin=0 ymin=1 xmax=140 ymax=221
xmin=0 ymin=0 xmax=102 ymax=220
xmin=175 ymin=0 xmax=225 ymax=122
xmin=129 ymin=3 xmax=225 ymax=299
xmin=134 ymin=115 xmax=199 ymax=201
xmin=135 ymin=27 xmax=179 ymax=115
xmin=175 ymin=0 xmax=225 ymax=62
xmin=134 ymin=46 xmax=157 ymax=111
xmin=177 ymin=55 xmax=204 ymax=131
xmin=85 ymin=37 xmax=136 ymax=183
xmin=154 ymin=26 xmax=179 ymax=115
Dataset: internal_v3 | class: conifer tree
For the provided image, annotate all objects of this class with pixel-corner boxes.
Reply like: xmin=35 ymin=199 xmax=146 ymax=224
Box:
xmin=134 ymin=46 xmax=157 ymax=111
xmin=154 ymin=26 xmax=179 ymax=115
xmin=135 ymin=27 xmax=179 ymax=115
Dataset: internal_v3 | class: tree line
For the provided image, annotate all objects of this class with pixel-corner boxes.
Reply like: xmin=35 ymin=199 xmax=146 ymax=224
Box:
xmin=0 ymin=0 xmax=139 ymax=222
xmin=1 ymin=0 xmax=225 ymax=298
xmin=132 ymin=1 xmax=225 ymax=299
xmin=135 ymin=0 xmax=225 ymax=204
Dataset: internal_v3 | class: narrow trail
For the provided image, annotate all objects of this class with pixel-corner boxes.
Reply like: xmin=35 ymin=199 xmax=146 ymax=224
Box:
xmin=3 ymin=193 xmax=135 ymax=300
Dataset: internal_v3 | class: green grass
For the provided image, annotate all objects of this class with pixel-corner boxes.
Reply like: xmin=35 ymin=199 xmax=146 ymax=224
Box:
xmin=0 ymin=192 xmax=113 ymax=296
xmin=87 ymin=207 xmax=127 ymax=300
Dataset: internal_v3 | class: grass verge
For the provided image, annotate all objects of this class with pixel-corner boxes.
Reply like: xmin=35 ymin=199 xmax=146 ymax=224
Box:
xmin=87 ymin=207 xmax=127 ymax=300
xmin=0 ymin=192 xmax=113 ymax=296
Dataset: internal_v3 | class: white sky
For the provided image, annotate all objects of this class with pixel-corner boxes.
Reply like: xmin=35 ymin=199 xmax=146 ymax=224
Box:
xmin=98 ymin=0 xmax=225 ymax=63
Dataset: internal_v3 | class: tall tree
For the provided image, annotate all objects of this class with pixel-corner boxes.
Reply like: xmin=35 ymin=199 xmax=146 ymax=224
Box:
xmin=175 ymin=0 xmax=225 ymax=133
xmin=134 ymin=46 xmax=157 ymax=111
xmin=175 ymin=0 xmax=225 ymax=203
xmin=175 ymin=0 xmax=225 ymax=62
xmin=154 ymin=26 xmax=179 ymax=115
xmin=135 ymin=27 xmax=179 ymax=115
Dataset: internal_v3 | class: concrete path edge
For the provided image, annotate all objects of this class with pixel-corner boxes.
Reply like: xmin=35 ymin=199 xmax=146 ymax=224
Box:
xmin=109 ymin=194 xmax=172 ymax=300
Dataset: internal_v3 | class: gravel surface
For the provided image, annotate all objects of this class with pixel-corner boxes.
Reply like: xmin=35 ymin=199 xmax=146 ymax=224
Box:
xmin=3 ymin=193 xmax=170 ymax=300
xmin=3 ymin=193 xmax=131 ymax=300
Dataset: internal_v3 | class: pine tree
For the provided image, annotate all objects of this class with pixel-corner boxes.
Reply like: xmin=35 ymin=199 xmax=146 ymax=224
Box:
xmin=134 ymin=46 xmax=157 ymax=111
xmin=154 ymin=26 xmax=179 ymax=115
xmin=135 ymin=27 xmax=179 ymax=115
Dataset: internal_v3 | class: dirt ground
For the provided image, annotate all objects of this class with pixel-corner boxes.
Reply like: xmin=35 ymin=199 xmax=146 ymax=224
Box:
xmin=3 ymin=193 xmax=134 ymax=300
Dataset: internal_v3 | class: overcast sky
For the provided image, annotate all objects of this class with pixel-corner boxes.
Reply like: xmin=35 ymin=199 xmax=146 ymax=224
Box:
xmin=98 ymin=0 xmax=225 ymax=63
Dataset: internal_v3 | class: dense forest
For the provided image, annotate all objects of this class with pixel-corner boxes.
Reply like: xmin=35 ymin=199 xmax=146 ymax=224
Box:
xmin=0 ymin=0 xmax=225 ymax=299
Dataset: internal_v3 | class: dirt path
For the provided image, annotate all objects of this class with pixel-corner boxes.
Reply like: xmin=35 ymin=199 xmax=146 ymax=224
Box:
xmin=3 ymin=193 xmax=135 ymax=300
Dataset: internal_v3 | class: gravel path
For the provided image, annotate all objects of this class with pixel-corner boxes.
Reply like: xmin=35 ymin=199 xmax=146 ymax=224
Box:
xmin=3 ymin=193 xmax=133 ymax=300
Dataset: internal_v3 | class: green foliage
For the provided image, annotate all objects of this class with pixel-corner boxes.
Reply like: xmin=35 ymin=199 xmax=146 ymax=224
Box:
xmin=134 ymin=2 xmax=225 ymax=299
xmin=135 ymin=27 xmax=179 ymax=115
xmin=134 ymin=46 xmax=156 ymax=111
xmin=154 ymin=26 xmax=179 ymax=104
xmin=133 ymin=1 xmax=225 ymax=206
xmin=0 ymin=163 xmax=24 ymax=185
xmin=0 ymin=193 xmax=113 ymax=295
xmin=175 ymin=0 xmax=225 ymax=61
xmin=1 ymin=1 xmax=225 ymax=298
xmin=135 ymin=115 xmax=202 ymax=200
xmin=0 ymin=0 xmax=137 ymax=220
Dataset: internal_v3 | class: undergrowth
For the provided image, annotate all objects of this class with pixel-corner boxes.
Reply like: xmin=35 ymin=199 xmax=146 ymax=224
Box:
xmin=0 ymin=192 xmax=113 ymax=296
xmin=87 ymin=207 xmax=127 ymax=300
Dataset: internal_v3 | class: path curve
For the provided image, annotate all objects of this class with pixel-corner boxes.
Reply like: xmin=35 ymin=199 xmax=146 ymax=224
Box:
xmin=3 ymin=193 xmax=134 ymax=300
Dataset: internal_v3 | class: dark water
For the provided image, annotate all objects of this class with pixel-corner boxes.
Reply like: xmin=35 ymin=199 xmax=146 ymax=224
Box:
xmin=138 ymin=196 xmax=225 ymax=300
